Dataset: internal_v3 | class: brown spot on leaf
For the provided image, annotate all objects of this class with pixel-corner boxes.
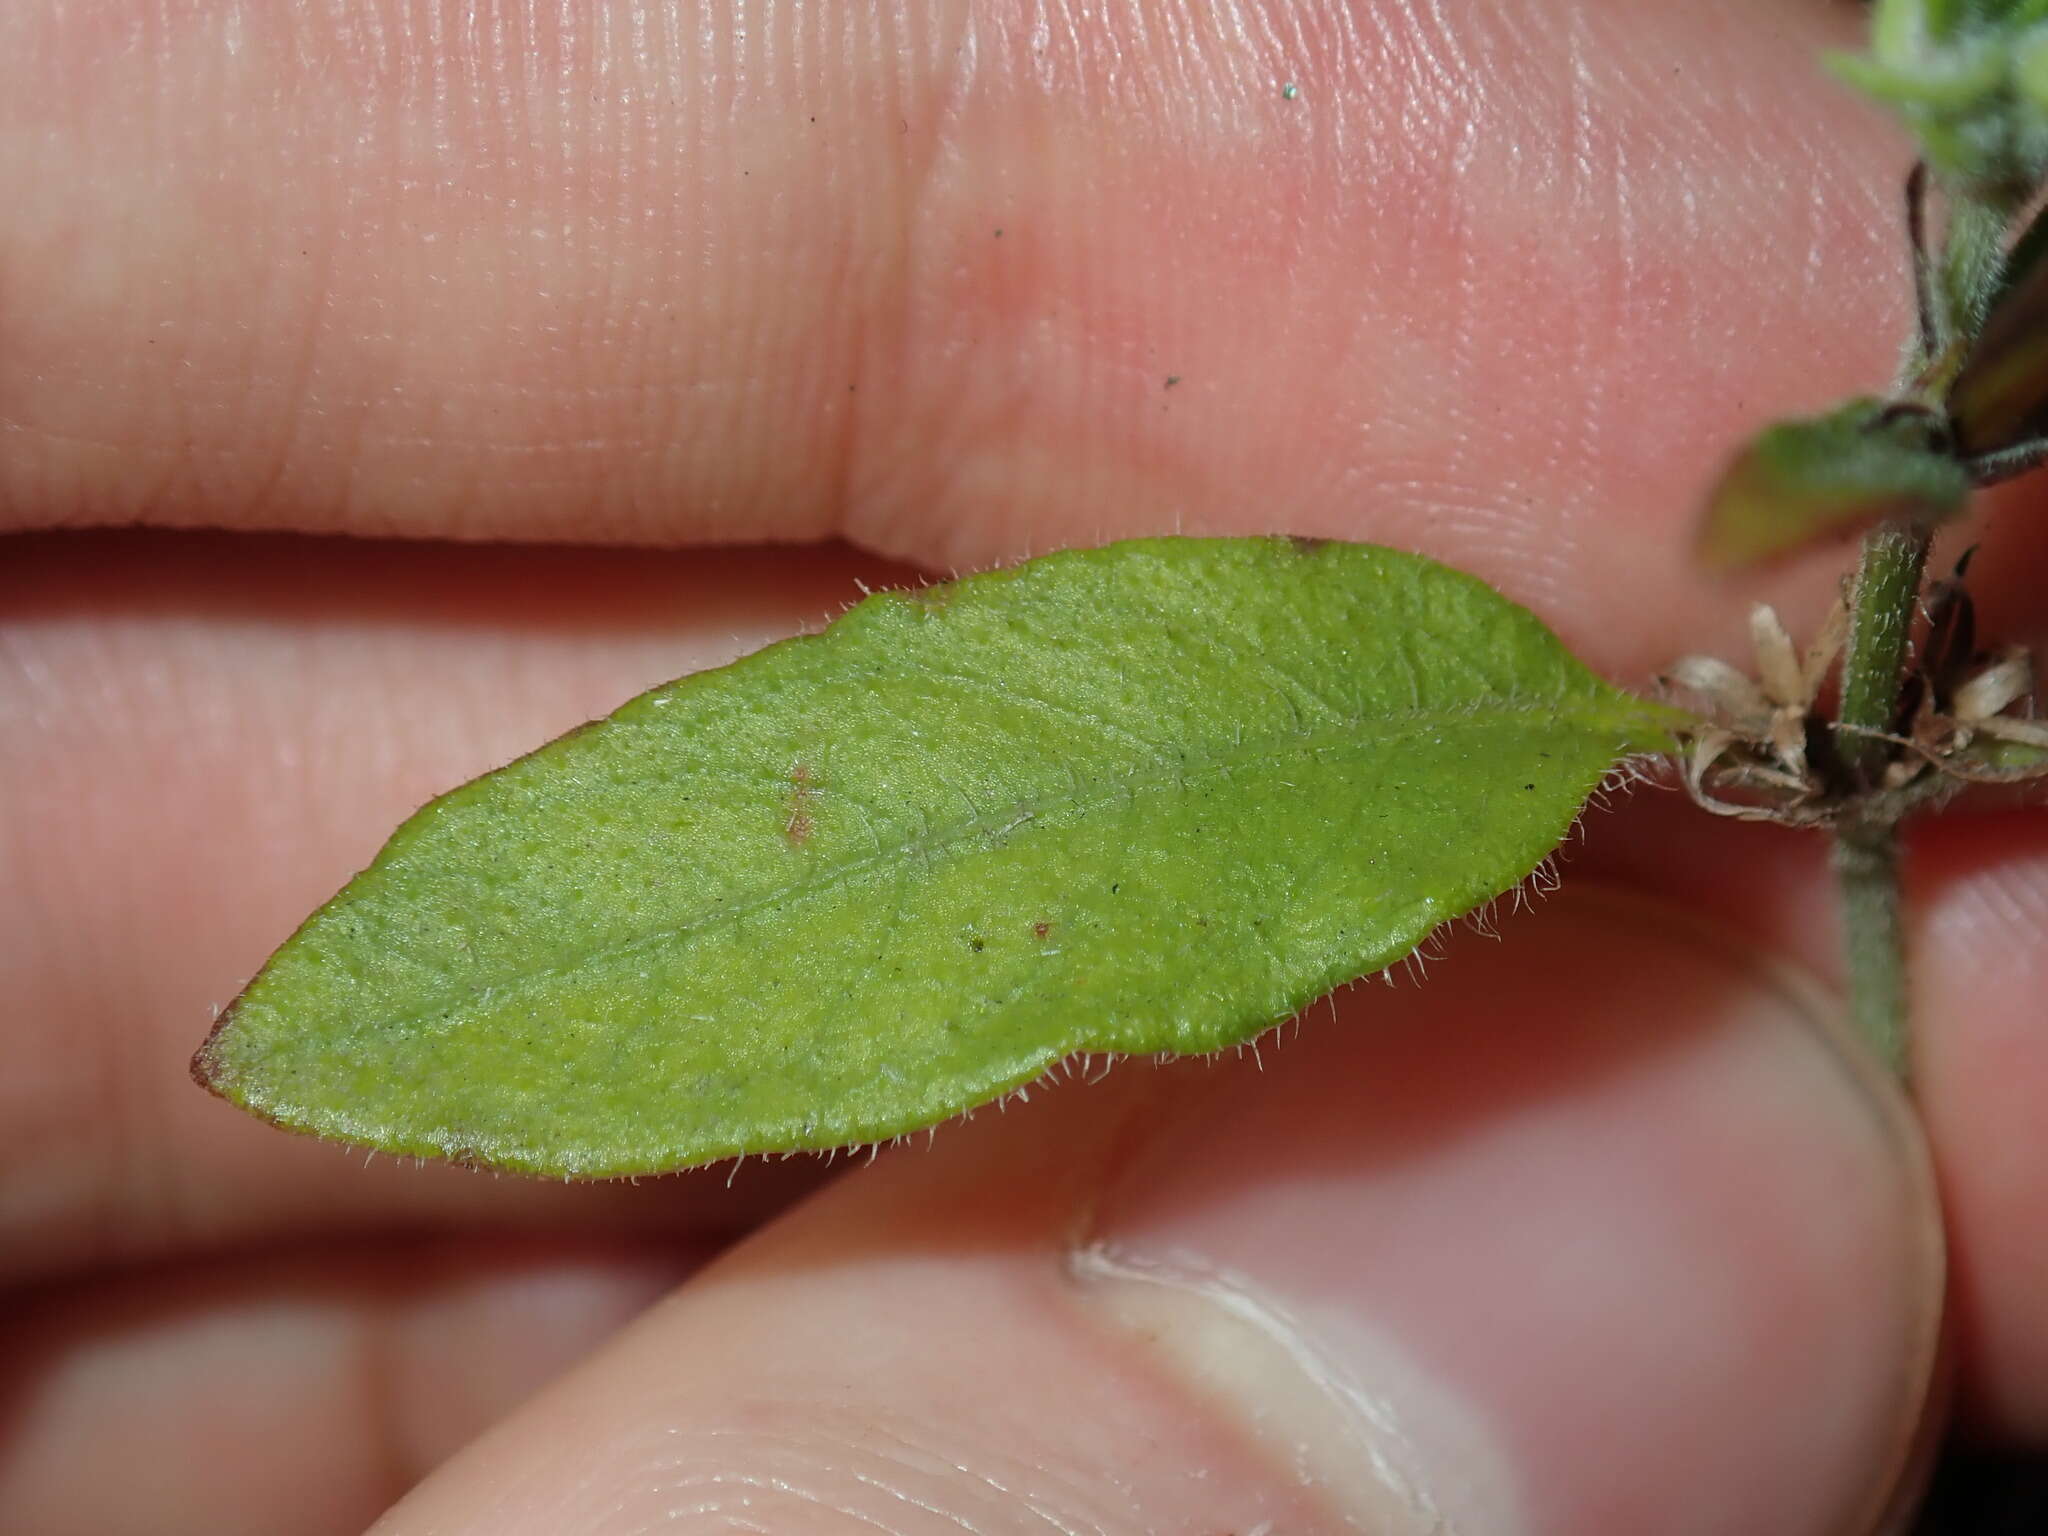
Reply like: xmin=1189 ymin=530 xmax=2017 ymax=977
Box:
xmin=437 ymin=1130 xmax=490 ymax=1171
xmin=785 ymin=761 xmax=817 ymax=847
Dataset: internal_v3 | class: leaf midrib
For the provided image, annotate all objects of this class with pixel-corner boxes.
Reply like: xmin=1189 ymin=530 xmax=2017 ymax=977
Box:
xmin=311 ymin=695 xmax=1641 ymax=1037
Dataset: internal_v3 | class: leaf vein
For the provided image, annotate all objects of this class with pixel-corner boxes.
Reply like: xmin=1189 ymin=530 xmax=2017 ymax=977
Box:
xmin=359 ymin=697 xmax=1635 ymax=1033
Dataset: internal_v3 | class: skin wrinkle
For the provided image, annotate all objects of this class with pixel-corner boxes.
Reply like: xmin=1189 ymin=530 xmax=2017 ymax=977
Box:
xmin=1394 ymin=0 xmax=1478 ymax=148
xmin=750 ymin=2 xmax=926 ymax=557
xmin=242 ymin=178 xmax=339 ymax=531
xmin=590 ymin=1419 xmax=1120 ymax=1534
xmin=661 ymin=1475 xmax=909 ymax=1534
xmin=855 ymin=1417 xmax=1119 ymax=1533
xmin=1924 ymin=850 xmax=2048 ymax=967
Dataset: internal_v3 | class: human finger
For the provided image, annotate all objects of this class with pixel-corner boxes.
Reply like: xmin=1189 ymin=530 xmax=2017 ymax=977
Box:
xmin=2 ymin=4 xmax=1902 ymax=642
xmin=0 ymin=1237 xmax=695 ymax=1535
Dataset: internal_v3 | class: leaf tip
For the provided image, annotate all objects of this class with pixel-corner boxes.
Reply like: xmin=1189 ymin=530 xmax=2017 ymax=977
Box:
xmin=188 ymin=1008 xmax=237 ymax=1098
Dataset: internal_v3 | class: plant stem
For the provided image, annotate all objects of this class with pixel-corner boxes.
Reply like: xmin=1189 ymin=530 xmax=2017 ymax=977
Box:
xmin=1832 ymin=523 xmax=1930 ymax=1074
xmin=1833 ymin=821 xmax=1907 ymax=1075
xmin=1837 ymin=525 xmax=1930 ymax=788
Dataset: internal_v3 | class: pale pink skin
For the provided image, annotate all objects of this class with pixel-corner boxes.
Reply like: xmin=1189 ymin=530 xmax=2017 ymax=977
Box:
xmin=2 ymin=1 xmax=2044 ymax=1531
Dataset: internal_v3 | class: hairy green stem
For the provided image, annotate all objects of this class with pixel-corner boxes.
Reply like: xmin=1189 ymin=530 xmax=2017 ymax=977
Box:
xmin=1836 ymin=525 xmax=1931 ymax=788
xmin=1831 ymin=524 xmax=1930 ymax=1074
xmin=1833 ymin=823 xmax=1908 ymax=1075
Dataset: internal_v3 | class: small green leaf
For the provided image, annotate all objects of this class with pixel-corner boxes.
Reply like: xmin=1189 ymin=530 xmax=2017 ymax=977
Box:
xmin=1950 ymin=213 xmax=2048 ymax=456
xmin=1698 ymin=399 xmax=1971 ymax=568
xmin=194 ymin=537 xmax=1680 ymax=1177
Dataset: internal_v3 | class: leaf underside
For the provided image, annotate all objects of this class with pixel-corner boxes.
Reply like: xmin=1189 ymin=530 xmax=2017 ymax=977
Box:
xmin=195 ymin=537 xmax=1679 ymax=1178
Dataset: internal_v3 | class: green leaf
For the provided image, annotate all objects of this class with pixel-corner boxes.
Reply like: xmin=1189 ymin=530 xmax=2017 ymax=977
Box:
xmin=194 ymin=537 xmax=1681 ymax=1177
xmin=1697 ymin=399 xmax=1971 ymax=568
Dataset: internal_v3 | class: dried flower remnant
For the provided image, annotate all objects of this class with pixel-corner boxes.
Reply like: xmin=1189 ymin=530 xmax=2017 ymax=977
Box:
xmin=1668 ymin=600 xmax=1847 ymax=824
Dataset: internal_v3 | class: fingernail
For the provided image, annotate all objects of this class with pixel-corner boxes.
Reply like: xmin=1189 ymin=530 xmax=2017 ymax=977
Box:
xmin=1070 ymin=889 xmax=1943 ymax=1535
xmin=1071 ymin=1238 xmax=1499 ymax=1533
